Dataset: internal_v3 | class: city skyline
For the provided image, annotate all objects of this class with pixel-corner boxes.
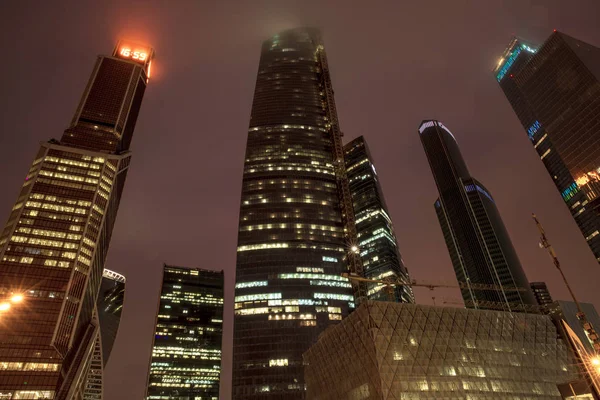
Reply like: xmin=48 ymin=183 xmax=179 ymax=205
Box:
xmin=1 ymin=2 xmax=599 ymax=399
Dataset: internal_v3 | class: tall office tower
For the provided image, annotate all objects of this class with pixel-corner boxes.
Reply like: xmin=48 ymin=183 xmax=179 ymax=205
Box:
xmin=233 ymin=28 xmax=359 ymax=399
xmin=344 ymin=136 xmax=414 ymax=302
xmin=0 ymin=41 xmax=153 ymax=398
xmin=495 ymin=32 xmax=600 ymax=263
xmin=419 ymin=120 xmax=537 ymax=312
xmin=146 ymin=265 xmax=224 ymax=399
xmin=82 ymin=269 xmax=126 ymax=399
xmin=530 ymin=281 xmax=554 ymax=308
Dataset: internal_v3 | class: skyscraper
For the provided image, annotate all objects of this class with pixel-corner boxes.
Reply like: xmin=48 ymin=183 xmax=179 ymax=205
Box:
xmin=530 ymin=281 xmax=554 ymax=308
xmin=0 ymin=41 xmax=153 ymax=398
xmin=344 ymin=136 xmax=414 ymax=302
xmin=419 ymin=120 xmax=536 ymax=312
xmin=146 ymin=265 xmax=224 ymax=399
xmin=83 ymin=268 xmax=126 ymax=400
xmin=495 ymin=32 xmax=600 ymax=264
xmin=233 ymin=28 xmax=359 ymax=399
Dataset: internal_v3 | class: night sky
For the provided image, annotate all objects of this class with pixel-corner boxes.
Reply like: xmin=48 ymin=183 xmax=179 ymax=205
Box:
xmin=1 ymin=1 xmax=600 ymax=399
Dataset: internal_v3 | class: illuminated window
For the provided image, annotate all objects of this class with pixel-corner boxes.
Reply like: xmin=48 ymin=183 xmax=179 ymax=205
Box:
xmin=269 ymin=359 xmax=288 ymax=367
xmin=235 ymin=281 xmax=268 ymax=289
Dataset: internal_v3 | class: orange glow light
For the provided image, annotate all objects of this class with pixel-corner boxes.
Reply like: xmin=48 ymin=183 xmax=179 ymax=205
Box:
xmin=147 ymin=60 xmax=152 ymax=79
xmin=10 ymin=294 xmax=23 ymax=303
xmin=576 ymin=175 xmax=590 ymax=187
xmin=0 ymin=303 xmax=11 ymax=312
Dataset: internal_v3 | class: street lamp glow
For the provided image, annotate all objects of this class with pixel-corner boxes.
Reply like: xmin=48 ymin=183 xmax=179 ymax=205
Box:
xmin=10 ymin=294 xmax=23 ymax=303
xmin=591 ymin=356 xmax=600 ymax=366
xmin=0 ymin=303 xmax=11 ymax=312
xmin=350 ymin=245 xmax=359 ymax=253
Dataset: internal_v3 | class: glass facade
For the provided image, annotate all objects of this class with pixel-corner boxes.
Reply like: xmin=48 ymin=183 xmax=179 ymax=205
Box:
xmin=304 ymin=302 xmax=577 ymax=399
xmin=232 ymin=28 xmax=356 ymax=399
xmin=419 ymin=120 xmax=537 ymax=312
xmin=82 ymin=269 xmax=126 ymax=400
xmin=146 ymin=265 xmax=224 ymax=399
xmin=496 ymin=32 xmax=600 ymax=264
xmin=344 ymin=136 xmax=414 ymax=303
xmin=0 ymin=43 xmax=153 ymax=399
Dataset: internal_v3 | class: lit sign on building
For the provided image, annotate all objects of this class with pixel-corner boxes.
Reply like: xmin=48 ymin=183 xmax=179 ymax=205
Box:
xmin=496 ymin=47 xmax=522 ymax=81
xmin=114 ymin=42 xmax=151 ymax=63
xmin=527 ymin=120 xmax=541 ymax=141
xmin=562 ymin=182 xmax=579 ymax=202
xmin=113 ymin=41 xmax=154 ymax=78
xmin=465 ymin=184 xmax=495 ymax=203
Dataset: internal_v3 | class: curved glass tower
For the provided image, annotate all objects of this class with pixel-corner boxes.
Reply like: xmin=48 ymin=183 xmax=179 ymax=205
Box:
xmin=233 ymin=28 xmax=355 ymax=399
xmin=419 ymin=120 xmax=536 ymax=312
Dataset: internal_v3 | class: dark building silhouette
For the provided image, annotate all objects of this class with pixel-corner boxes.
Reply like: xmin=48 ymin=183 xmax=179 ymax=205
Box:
xmin=496 ymin=32 xmax=600 ymax=264
xmin=233 ymin=28 xmax=357 ymax=399
xmin=344 ymin=136 xmax=414 ymax=303
xmin=419 ymin=120 xmax=536 ymax=312
xmin=530 ymin=281 xmax=554 ymax=309
xmin=146 ymin=265 xmax=224 ymax=399
xmin=0 ymin=41 xmax=153 ymax=398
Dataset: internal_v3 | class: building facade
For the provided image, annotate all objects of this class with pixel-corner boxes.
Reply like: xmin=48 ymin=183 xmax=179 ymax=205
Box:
xmin=0 ymin=41 xmax=153 ymax=399
xmin=233 ymin=28 xmax=358 ymax=399
xmin=344 ymin=136 xmax=413 ymax=303
xmin=419 ymin=120 xmax=537 ymax=312
xmin=82 ymin=269 xmax=126 ymax=399
xmin=531 ymin=281 xmax=554 ymax=309
xmin=146 ymin=265 xmax=224 ymax=399
xmin=304 ymin=302 xmax=577 ymax=400
xmin=495 ymin=32 xmax=600 ymax=264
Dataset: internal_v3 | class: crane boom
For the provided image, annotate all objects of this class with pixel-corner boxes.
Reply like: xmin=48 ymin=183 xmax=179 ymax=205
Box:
xmin=341 ymin=273 xmax=529 ymax=293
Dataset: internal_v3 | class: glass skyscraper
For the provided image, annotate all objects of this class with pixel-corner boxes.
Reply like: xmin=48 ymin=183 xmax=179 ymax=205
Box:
xmin=344 ymin=136 xmax=414 ymax=303
xmin=419 ymin=120 xmax=537 ymax=312
xmin=146 ymin=265 xmax=224 ymax=399
xmin=233 ymin=28 xmax=358 ymax=399
xmin=495 ymin=32 xmax=600 ymax=264
xmin=0 ymin=41 xmax=153 ymax=398
xmin=83 ymin=268 xmax=126 ymax=399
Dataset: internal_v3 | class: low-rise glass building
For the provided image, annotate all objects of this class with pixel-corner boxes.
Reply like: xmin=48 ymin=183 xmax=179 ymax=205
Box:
xmin=304 ymin=302 xmax=577 ymax=399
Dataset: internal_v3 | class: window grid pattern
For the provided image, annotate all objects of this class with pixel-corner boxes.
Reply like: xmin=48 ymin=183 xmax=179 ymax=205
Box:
xmin=344 ymin=137 xmax=414 ymax=303
xmin=147 ymin=265 xmax=224 ymax=399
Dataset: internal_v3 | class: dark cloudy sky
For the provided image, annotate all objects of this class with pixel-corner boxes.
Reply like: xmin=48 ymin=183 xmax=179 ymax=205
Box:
xmin=1 ymin=1 xmax=600 ymax=398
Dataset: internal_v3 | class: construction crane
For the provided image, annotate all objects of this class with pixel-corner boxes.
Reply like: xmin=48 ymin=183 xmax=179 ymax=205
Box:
xmin=532 ymin=213 xmax=600 ymax=352
xmin=441 ymin=298 xmax=541 ymax=313
xmin=341 ymin=272 xmax=532 ymax=310
xmin=316 ymin=43 xmax=367 ymax=305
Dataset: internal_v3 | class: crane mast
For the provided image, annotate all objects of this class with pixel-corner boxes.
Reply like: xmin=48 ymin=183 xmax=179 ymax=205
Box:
xmin=532 ymin=213 xmax=600 ymax=352
xmin=316 ymin=43 xmax=367 ymax=305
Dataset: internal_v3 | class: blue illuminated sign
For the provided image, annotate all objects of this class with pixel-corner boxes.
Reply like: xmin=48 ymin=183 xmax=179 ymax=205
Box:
xmin=496 ymin=47 xmax=522 ymax=82
xmin=527 ymin=120 xmax=541 ymax=141
xmin=561 ymin=182 xmax=579 ymax=202
xmin=465 ymin=184 xmax=495 ymax=203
